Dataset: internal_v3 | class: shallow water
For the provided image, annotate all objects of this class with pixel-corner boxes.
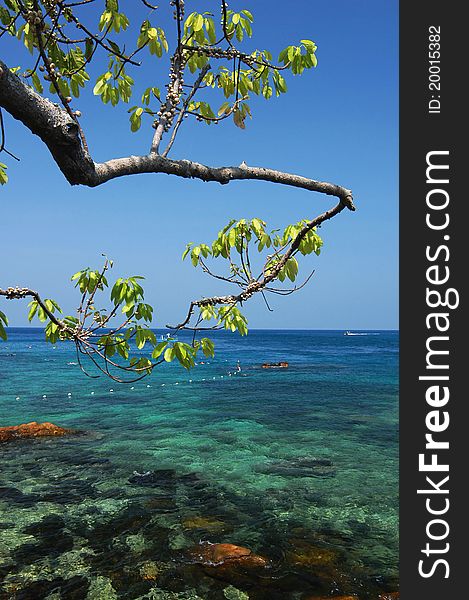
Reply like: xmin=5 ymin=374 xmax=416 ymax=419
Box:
xmin=0 ymin=329 xmax=398 ymax=599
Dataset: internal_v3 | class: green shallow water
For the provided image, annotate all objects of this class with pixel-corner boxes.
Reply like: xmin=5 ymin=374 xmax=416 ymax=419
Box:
xmin=0 ymin=329 xmax=398 ymax=599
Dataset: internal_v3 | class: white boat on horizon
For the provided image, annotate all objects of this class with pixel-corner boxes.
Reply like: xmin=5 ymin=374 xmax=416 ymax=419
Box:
xmin=159 ymin=333 xmax=178 ymax=342
xmin=344 ymin=331 xmax=379 ymax=336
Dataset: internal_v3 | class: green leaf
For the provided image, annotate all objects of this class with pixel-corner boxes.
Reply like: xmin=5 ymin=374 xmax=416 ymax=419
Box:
xmin=129 ymin=110 xmax=142 ymax=132
xmin=93 ymin=78 xmax=107 ymax=96
xmin=158 ymin=28 xmax=168 ymax=52
xmin=27 ymin=301 xmax=38 ymax=322
xmin=201 ymin=337 xmax=215 ymax=358
xmin=193 ymin=14 xmax=204 ymax=31
xmin=141 ymin=86 xmax=160 ymax=104
xmin=182 ymin=243 xmax=193 ymax=260
xmin=152 ymin=341 xmax=168 ymax=359
xmin=164 ymin=347 xmax=175 ymax=362
xmin=5 ymin=1 xmax=20 ymax=12
xmin=108 ymin=40 xmax=121 ymax=55
xmin=85 ymin=38 xmax=94 ymax=61
xmin=251 ymin=218 xmax=265 ymax=237
xmin=233 ymin=109 xmax=246 ymax=128
xmin=205 ymin=17 xmax=216 ymax=43
xmin=241 ymin=9 xmax=254 ymax=21
xmin=0 ymin=311 xmax=8 ymax=341
xmin=31 ymin=71 xmax=43 ymax=93
xmin=104 ymin=338 xmax=116 ymax=357
xmin=191 ymin=246 xmax=201 ymax=267
xmin=286 ymin=257 xmax=299 ymax=282
xmin=200 ymin=305 xmax=215 ymax=321
xmin=242 ymin=18 xmax=252 ymax=37
xmin=37 ymin=306 xmax=48 ymax=323
xmin=217 ymin=101 xmax=230 ymax=116
xmin=0 ymin=162 xmax=8 ymax=185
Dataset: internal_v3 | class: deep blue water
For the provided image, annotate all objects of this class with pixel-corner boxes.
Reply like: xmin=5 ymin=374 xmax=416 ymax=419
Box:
xmin=0 ymin=329 xmax=398 ymax=599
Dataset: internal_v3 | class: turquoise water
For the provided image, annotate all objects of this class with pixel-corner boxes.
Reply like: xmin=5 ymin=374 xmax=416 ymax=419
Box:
xmin=0 ymin=329 xmax=398 ymax=599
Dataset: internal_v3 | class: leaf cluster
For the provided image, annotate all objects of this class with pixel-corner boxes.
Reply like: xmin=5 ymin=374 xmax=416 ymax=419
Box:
xmin=0 ymin=1 xmax=318 ymax=138
xmin=11 ymin=259 xmax=219 ymax=380
xmin=181 ymin=216 xmax=324 ymax=333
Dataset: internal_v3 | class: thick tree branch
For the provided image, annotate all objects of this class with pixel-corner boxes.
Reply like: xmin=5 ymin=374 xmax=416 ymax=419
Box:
xmin=0 ymin=59 xmax=95 ymax=185
xmin=94 ymin=156 xmax=354 ymax=207
xmin=0 ymin=59 xmax=354 ymax=212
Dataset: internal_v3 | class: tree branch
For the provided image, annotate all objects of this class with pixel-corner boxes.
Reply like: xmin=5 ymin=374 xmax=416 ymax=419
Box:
xmin=162 ymin=63 xmax=210 ymax=158
xmin=94 ymin=157 xmax=354 ymax=209
xmin=0 ymin=58 xmax=354 ymax=212
xmin=0 ymin=287 xmax=70 ymax=333
xmin=167 ymin=199 xmax=346 ymax=329
xmin=0 ymin=59 xmax=95 ymax=185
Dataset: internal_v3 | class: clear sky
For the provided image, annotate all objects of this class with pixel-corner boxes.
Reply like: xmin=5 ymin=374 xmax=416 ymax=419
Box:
xmin=1 ymin=0 xmax=398 ymax=330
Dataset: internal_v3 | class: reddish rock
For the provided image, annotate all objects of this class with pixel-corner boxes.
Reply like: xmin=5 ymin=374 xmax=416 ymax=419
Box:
xmin=188 ymin=542 xmax=268 ymax=569
xmin=262 ymin=361 xmax=289 ymax=369
xmin=0 ymin=421 xmax=74 ymax=443
xmin=378 ymin=594 xmax=400 ymax=600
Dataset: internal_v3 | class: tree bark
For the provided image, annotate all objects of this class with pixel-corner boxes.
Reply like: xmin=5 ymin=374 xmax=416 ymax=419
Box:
xmin=0 ymin=60 xmax=95 ymax=185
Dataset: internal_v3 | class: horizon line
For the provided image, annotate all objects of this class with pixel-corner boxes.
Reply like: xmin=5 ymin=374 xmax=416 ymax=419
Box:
xmin=4 ymin=326 xmax=399 ymax=332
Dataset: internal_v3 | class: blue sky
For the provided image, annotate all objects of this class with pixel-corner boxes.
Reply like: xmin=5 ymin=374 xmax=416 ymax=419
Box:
xmin=1 ymin=0 xmax=398 ymax=329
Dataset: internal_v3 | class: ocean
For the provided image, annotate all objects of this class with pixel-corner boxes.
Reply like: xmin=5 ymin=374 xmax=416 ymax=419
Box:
xmin=0 ymin=328 xmax=399 ymax=599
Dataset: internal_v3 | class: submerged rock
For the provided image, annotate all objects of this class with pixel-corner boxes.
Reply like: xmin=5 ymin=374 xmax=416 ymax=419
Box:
xmin=168 ymin=531 xmax=193 ymax=551
xmin=39 ymin=477 xmax=98 ymax=505
xmin=128 ymin=469 xmax=177 ymax=487
xmin=188 ymin=542 xmax=268 ymax=569
xmin=0 ymin=421 xmax=75 ymax=443
xmin=286 ymin=538 xmax=347 ymax=593
xmin=223 ymin=585 xmax=250 ymax=600
xmin=86 ymin=575 xmax=118 ymax=600
xmin=378 ymin=594 xmax=400 ymax=599
xmin=11 ymin=575 xmax=90 ymax=599
xmin=14 ymin=532 xmax=74 ymax=563
xmin=73 ymin=455 xmax=111 ymax=466
xmin=182 ymin=515 xmax=226 ymax=531
xmin=144 ymin=497 xmax=177 ymax=512
xmin=0 ymin=486 xmax=39 ymax=507
xmin=23 ymin=514 xmax=66 ymax=538
xmin=261 ymin=361 xmax=289 ymax=369
xmin=257 ymin=456 xmax=336 ymax=478
xmin=139 ymin=560 xmax=160 ymax=581
xmin=286 ymin=540 xmax=338 ymax=569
